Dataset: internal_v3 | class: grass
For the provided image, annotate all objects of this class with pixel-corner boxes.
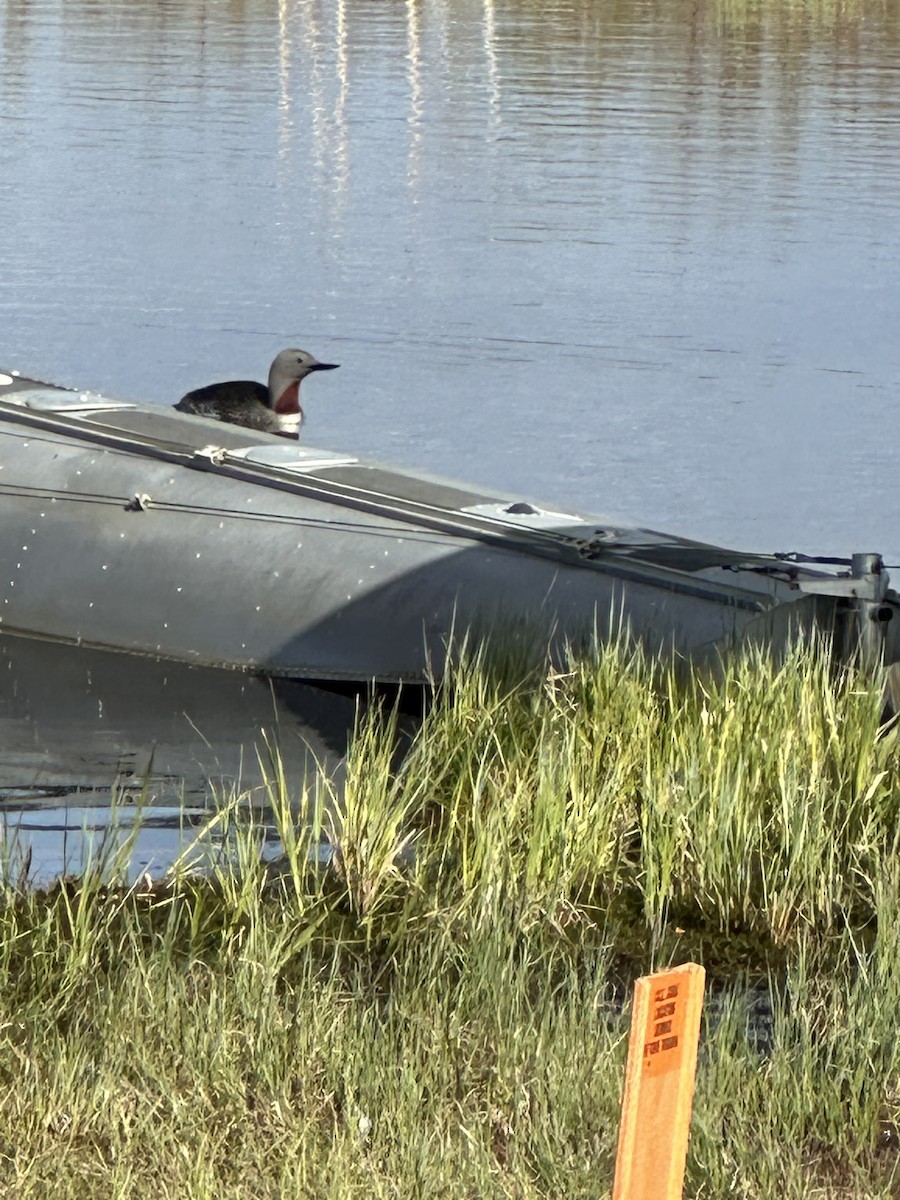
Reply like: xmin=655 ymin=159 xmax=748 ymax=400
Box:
xmin=1 ymin=638 xmax=900 ymax=1198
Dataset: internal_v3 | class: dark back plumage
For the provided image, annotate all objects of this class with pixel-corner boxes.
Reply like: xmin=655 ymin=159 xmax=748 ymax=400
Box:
xmin=175 ymin=381 xmax=275 ymax=428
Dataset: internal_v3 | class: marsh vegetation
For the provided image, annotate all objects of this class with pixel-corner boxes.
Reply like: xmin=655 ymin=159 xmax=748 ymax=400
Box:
xmin=1 ymin=641 xmax=899 ymax=1198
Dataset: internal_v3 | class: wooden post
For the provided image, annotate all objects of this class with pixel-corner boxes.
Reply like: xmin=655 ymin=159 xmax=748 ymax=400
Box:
xmin=612 ymin=962 xmax=706 ymax=1200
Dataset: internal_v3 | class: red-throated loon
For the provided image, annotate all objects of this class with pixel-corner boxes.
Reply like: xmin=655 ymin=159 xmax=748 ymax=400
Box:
xmin=175 ymin=348 xmax=339 ymax=438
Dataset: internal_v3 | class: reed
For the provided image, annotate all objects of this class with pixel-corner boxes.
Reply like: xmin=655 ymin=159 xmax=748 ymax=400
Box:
xmin=1 ymin=639 xmax=898 ymax=1198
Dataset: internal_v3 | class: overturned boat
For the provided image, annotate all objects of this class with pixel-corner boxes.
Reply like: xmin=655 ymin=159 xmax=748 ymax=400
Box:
xmin=0 ymin=369 xmax=896 ymax=682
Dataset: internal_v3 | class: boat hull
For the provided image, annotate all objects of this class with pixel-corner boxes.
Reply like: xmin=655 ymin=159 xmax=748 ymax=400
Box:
xmin=0 ymin=372 xmax=894 ymax=681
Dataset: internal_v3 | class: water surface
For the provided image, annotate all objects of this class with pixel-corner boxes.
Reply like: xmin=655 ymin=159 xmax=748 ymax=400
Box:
xmin=2 ymin=0 xmax=898 ymax=556
xmin=0 ymin=634 xmax=353 ymax=883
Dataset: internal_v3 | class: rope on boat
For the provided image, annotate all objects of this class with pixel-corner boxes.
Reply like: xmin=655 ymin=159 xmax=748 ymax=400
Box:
xmin=0 ymin=480 xmax=444 ymax=541
xmin=774 ymin=551 xmax=853 ymax=566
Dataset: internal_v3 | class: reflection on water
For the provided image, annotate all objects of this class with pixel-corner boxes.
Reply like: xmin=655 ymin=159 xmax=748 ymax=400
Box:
xmin=0 ymin=634 xmax=355 ymax=884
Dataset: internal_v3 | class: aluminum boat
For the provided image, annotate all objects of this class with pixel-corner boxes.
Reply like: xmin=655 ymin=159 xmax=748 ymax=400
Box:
xmin=0 ymin=369 xmax=896 ymax=682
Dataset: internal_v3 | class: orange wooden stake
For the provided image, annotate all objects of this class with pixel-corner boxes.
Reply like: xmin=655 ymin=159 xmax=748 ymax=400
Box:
xmin=612 ymin=962 xmax=706 ymax=1200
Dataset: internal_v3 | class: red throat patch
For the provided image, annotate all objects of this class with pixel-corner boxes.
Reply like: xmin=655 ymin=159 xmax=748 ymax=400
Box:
xmin=274 ymin=381 xmax=300 ymax=413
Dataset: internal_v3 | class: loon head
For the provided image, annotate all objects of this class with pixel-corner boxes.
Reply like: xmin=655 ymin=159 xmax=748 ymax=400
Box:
xmin=268 ymin=348 xmax=339 ymax=413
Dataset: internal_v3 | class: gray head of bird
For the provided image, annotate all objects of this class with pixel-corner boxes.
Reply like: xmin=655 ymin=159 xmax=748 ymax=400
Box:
xmin=268 ymin=348 xmax=340 ymax=412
